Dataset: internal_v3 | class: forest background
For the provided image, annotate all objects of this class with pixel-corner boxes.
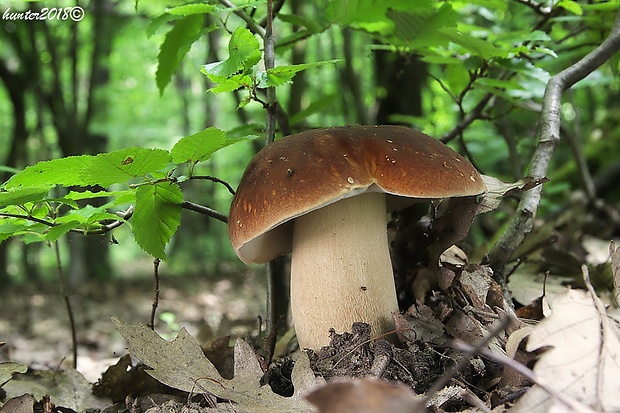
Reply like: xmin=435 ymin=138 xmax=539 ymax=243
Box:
xmin=1 ymin=0 xmax=619 ymax=379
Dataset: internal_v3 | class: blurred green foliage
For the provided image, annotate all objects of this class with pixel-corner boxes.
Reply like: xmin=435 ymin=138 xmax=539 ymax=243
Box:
xmin=0 ymin=0 xmax=619 ymax=283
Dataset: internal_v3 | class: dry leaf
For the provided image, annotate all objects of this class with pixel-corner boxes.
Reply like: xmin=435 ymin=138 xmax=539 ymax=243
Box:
xmin=1 ymin=368 xmax=108 ymax=411
xmin=0 ymin=362 xmax=27 ymax=387
xmin=396 ymin=304 xmax=447 ymax=345
xmin=512 ymin=288 xmax=620 ymax=413
xmin=0 ymin=394 xmax=36 ymax=413
xmin=113 ymin=317 xmax=324 ymax=413
xmin=305 ymin=377 xmax=423 ymax=413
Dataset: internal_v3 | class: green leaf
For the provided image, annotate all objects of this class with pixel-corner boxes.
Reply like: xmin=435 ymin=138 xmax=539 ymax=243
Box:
xmin=166 ymin=3 xmax=216 ymax=15
xmin=326 ymin=0 xmax=430 ymax=26
xmin=81 ymin=148 xmax=172 ymax=187
xmin=476 ymin=77 xmax=525 ymax=91
xmin=45 ymin=221 xmax=82 ymax=242
xmin=132 ymin=182 xmax=182 ymax=259
xmin=0 ymin=165 xmax=21 ymax=175
xmin=0 ymin=187 xmax=50 ymax=208
xmin=156 ymin=15 xmax=207 ymax=95
xmin=63 ymin=189 xmax=135 ymax=203
xmin=202 ymin=27 xmax=261 ymax=78
xmin=387 ymin=4 xmax=456 ymax=47
xmin=171 ymin=127 xmax=243 ymax=163
xmin=277 ymin=13 xmax=329 ymax=33
xmin=289 ymin=93 xmax=339 ymax=126
xmin=557 ymin=0 xmax=583 ymax=15
xmin=3 ymin=156 xmax=94 ymax=189
xmin=440 ymin=28 xmax=509 ymax=59
xmin=256 ymin=60 xmax=341 ymax=88
xmin=203 ymin=73 xmax=252 ymax=93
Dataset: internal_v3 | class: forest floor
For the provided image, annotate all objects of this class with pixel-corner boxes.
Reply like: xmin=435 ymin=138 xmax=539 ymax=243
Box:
xmin=0 ymin=269 xmax=266 ymax=383
xmin=1 ymin=236 xmax=619 ymax=413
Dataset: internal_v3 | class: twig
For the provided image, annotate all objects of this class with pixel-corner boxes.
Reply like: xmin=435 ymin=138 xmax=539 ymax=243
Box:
xmin=148 ymin=258 xmax=161 ymax=330
xmin=440 ymin=93 xmax=495 ymax=144
xmin=181 ymin=201 xmax=228 ymax=223
xmin=263 ymin=0 xmax=278 ymax=366
xmin=424 ymin=315 xmax=513 ymax=402
xmin=54 ymin=241 xmax=78 ymax=369
xmin=452 ymin=341 xmax=597 ymax=412
xmin=218 ymin=0 xmax=266 ymax=38
xmin=189 ymin=175 xmax=236 ymax=195
xmin=488 ymin=8 xmax=620 ymax=285
xmin=0 ymin=205 xmax=134 ymax=235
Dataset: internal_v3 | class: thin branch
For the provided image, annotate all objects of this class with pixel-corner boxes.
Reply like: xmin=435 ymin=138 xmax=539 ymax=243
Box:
xmin=440 ymin=93 xmax=496 ymax=144
xmin=218 ymin=0 xmax=266 ymax=38
xmin=0 ymin=206 xmax=134 ymax=235
xmin=148 ymin=258 xmax=161 ymax=331
xmin=488 ymin=8 xmax=620 ymax=282
xmin=263 ymin=0 xmax=278 ymax=366
xmin=452 ymin=341 xmax=598 ymax=412
xmin=424 ymin=316 xmax=513 ymax=403
xmin=264 ymin=0 xmax=277 ymax=144
xmin=181 ymin=201 xmax=228 ymax=223
xmin=54 ymin=241 xmax=78 ymax=369
xmin=189 ymin=175 xmax=236 ymax=195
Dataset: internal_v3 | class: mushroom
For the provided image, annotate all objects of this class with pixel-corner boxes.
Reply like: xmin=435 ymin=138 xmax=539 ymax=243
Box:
xmin=228 ymin=125 xmax=486 ymax=350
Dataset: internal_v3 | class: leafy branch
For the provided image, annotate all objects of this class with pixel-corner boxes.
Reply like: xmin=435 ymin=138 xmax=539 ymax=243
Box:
xmin=0 ymin=127 xmax=250 ymax=259
xmin=488 ymin=7 xmax=620 ymax=286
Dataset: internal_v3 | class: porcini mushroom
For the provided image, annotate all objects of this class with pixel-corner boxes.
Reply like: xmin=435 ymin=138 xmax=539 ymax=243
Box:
xmin=228 ymin=125 xmax=485 ymax=350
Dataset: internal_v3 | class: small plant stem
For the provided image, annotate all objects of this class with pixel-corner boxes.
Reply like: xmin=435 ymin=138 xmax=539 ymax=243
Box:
xmin=53 ymin=241 xmax=78 ymax=369
xmin=263 ymin=0 xmax=278 ymax=365
xmin=148 ymin=258 xmax=161 ymax=330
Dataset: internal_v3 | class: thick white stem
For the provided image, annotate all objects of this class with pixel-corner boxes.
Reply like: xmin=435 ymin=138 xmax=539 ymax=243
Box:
xmin=290 ymin=192 xmax=399 ymax=350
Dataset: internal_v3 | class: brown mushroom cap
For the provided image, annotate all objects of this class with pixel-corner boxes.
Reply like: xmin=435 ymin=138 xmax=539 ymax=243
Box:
xmin=229 ymin=125 xmax=486 ymax=264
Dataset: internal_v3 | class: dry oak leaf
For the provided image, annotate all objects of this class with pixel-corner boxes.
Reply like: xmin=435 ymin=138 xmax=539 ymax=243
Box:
xmin=512 ymin=288 xmax=620 ymax=413
xmin=113 ymin=317 xmax=324 ymax=413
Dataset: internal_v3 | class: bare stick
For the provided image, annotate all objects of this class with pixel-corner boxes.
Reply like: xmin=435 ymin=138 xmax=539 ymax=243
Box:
xmin=181 ymin=201 xmax=228 ymax=223
xmin=424 ymin=316 xmax=513 ymax=402
xmin=488 ymin=9 xmax=620 ymax=283
xmin=54 ymin=241 xmax=78 ymax=369
xmin=263 ymin=0 xmax=278 ymax=365
xmin=148 ymin=258 xmax=161 ymax=330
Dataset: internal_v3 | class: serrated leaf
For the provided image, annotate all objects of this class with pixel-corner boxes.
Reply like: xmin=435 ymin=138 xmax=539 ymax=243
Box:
xmin=171 ymin=127 xmax=233 ymax=163
xmin=387 ymin=4 xmax=456 ymax=47
xmin=45 ymin=221 xmax=83 ymax=242
xmin=201 ymin=27 xmax=261 ymax=78
xmin=166 ymin=3 xmax=216 ymax=15
xmin=63 ymin=189 xmax=135 ymax=202
xmin=156 ymin=15 xmax=207 ymax=95
xmin=440 ymin=28 xmax=509 ymax=59
xmin=131 ymin=182 xmax=182 ymax=259
xmin=113 ymin=317 xmax=323 ymax=412
xmin=256 ymin=60 xmax=340 ymax=88
xmin=81 ymin=148 xmax=172 ymax=187
xmin=3 ymin=156 xmax=94 ymax=189
xmin=0 ymin=187 xmax=50 ymax=208
xmin=203 ymin=73 xmax=253 ymax=93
